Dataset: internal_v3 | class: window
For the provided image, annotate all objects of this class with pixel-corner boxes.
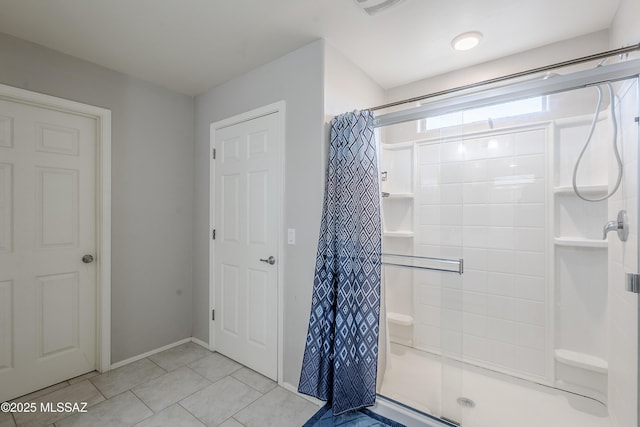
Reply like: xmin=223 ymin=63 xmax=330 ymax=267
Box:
xmin=419 ymin=96 xmax=546 ymax=131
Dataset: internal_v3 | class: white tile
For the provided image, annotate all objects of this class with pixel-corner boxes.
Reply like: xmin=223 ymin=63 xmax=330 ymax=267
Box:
xmin=514 ymin=228 xmax=545 ymax=252
xmin=486 ymin=227 xmax=515 ymax=250
xmin=463 ymin=160 xmax=487 ymax=182
xmin=419 ymin=205 xmax=441 ymax=225
xmin=486 ymin=249 xmax=515 ymax=274
xmin=180 ymin=377 xmax=261 ymax=427
xmin=148 ymin=342 xmax=211 ymax=371
xmin=462 ymin=248 xmax=487 ymax=270
xmin=57 ymin=392 xmax=152 ymax=427
xmin=132 ymin=366 xmax=210 ymax=412
xmin=515 ymin=129 xmax=546 ymax=155
xmin=514 ymin=275 xmax=545 ymax=301
xmin=517 ymin=323 xmax=546 ymax=350
xmin=514 ymin=204 xmax=545 ymax=227
xmin=440 ymin=183 xmax=463 ymax=204
xmin=463 ymin=204 xmax=488 ymax=226
xmin=487 ymin=204 xmax=515 ymax=227
xmin=486 ymin=272 xmax=514 ymax=296
xmin=463 ymin=270 xmax=487 ymax=293
xmin=440 ymin=162 xmax=463 ymax=184
xmin=516 ymin=251 xmax=545 ymax=277
xmin=134 ymin=404 xmax=205 ymax=427
xmin=515 ymin=154 xmax=545 ymax=178
xmin=514 ymin=299 xmax=545 ymax=325
xmin=419 ymin=164 xmax=440 ymax=186
xmin=234 ymin=387 xmax=320 ymax=427
xmin=463 ymin=182 xmax=489 ymax=204
xmin=464 ymin=226 xmax=488 ymax=248
xmin=463 ymin=312 xmax=487 ymax=338
xmin=515 ymin=347 xmax=546 ymax=378
xmin=462 ymin=291 xmax=487 ymax=316
xmin=486 ymin=157 xmax=516 ymax=181
xmin=439 ymin=205 xmax=462 ymax=226
xmin=486 ymin=318 xmax=518 ymax=343
xmin=517 ymin=178 xmax=545 ymax=203
xmin=486 ymin=295 xmax=515 ymax=321
xmin=441 ymin=141 xmax=463 ymax=163
xmin=418 ymin=144 xmax=440 ymax=165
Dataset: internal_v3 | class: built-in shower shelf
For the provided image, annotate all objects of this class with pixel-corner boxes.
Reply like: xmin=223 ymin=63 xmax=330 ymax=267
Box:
xmin=553 ymin=185 xmax=608 ymax=195
xmin=555 ymin=349 xmax=608 ymax=374
xmin=554 ymin=237 xmax=607 ymax=248
xmin=383 ymin=193 xmax=414 ymax=199
xmin=387 ymin=312 xmax=414 ymax=326
xmin=383 ymin=231 xmax=414 ymax=238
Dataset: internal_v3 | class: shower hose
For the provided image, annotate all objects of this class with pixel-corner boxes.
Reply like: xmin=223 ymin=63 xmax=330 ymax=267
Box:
xmin=572 ymin=82 xmax=622 ymax=202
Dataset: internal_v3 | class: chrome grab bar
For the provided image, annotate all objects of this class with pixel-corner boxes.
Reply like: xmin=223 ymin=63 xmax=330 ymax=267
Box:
xmin=382 ymin=253 xmax=463 ymax=275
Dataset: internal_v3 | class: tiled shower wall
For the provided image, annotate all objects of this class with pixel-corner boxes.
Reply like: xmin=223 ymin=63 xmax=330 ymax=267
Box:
xmin=414 ymin=127 xmax=549 ymax=380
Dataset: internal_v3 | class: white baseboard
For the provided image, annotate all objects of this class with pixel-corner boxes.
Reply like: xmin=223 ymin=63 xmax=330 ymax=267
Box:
xmin=281 ymin=382 xmax=324 ymax=407
xmin=109 ymin=337 xmax=193 ymax=370
xmin=190 ymin=337 xmax=210 ymax=350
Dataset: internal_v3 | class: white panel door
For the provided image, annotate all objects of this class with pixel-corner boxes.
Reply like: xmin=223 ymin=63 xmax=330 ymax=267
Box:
xmin=213 ymin=111 xmax=281 ymax=380
xmin=0 ymin=99 xmax=96 ymax=402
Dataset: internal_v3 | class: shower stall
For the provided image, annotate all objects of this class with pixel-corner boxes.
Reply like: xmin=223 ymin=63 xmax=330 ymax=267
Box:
xmin=373 ymin=57 xmax=640 ymax=427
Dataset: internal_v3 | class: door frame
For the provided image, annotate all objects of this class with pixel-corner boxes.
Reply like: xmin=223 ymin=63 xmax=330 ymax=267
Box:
xmin=209 ymin=101 xmax=285 ymax=384
xmin=0 ymin=83 xmax=112 ymax=373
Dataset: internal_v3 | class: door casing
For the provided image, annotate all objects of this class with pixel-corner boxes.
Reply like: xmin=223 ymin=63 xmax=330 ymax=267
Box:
xmin=209 ymin=101 xmax=285 ymax=384
xmin=0 ymin=83 xmax=112 ymax=373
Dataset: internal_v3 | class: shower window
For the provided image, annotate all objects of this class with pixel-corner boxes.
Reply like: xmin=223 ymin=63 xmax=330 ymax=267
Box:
xmin=418 ymin=96 xmax=547 ymax=132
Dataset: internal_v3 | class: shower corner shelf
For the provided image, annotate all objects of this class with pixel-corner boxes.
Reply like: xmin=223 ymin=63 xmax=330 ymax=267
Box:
xmin=553 ymin=184 xmax=608 ymax=195
xmin=383 ymin=231 xmax=414 ymax=238
xmin=383 ymin=193 xmax=414 ymax=199
xmin=554 ymin=349 xmax=608 ymax=374
xmin=554 ymin=237 xmax=608 ymax=248
xmin=387 ymin=312 xmax=414 ymax=326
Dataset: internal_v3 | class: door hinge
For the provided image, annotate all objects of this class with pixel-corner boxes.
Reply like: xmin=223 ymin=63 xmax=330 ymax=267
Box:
xmin=212 ymin=309 xmax=215 ymax=321
xmin=212 ymin=229 xmax=216 ymax=240
xmin=212 ymin=148 xmax=216 ymax=159
xmin=626 ymin=273 xmax=640 ymax=293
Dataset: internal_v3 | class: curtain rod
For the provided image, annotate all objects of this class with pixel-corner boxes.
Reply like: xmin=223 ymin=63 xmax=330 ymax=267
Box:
xmin=369 ymin=43 xmax=640 ymax=112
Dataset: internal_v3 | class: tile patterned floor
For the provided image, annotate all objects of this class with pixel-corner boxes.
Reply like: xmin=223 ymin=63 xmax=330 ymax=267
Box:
xmin=3 ymin=342 xmax=320 ymax=427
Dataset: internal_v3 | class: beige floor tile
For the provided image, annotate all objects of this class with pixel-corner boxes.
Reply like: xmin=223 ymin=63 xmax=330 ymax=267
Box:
xmin=187 ymin=353 xmax=242 ymax=383
xmin=218 ymin=418 xmax=244 ymax=427
xmin=90 ymin=358 xmax=166 ymax=398
xmin=134 ymin=404 xmax=205 ymax=427
xmin=13 ymin=380 xmax=104 ymax=427
xmin=230 ymin=368 xmax=276 ymax=394
xmin=180 ymin=377 xmax=261 ymax=426
xmin=12 ymin=381 xmax=70 ymax=403
xmin=55 ymin=391 xmax=152 ymax=427
xmin=0 ymin=411 xmax=15 ymax=427
xmin=148 ymin=342 xmax=211 ymax=372
xmin=67 ymin=371 xmax=99 ymax=385
xmin=234 ymin=387 xmax=320 ymax=427
xmin=132 ymin=366 xmax=210 ymax=412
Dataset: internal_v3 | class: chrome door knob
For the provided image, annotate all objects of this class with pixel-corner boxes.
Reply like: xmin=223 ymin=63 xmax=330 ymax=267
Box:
xmin=82 ymin=254 xmax=95 ymax=264
xmin=259 ymin=256 xmax=276 ymax=265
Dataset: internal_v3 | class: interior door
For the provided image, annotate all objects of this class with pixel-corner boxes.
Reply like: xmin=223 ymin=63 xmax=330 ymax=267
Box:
xmin=0 ymin=98 xmax=97 ymax=401
xmin=212 ymin=111 xmax=282 ymax=380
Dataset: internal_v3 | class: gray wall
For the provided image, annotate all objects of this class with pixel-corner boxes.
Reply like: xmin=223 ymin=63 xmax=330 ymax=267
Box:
xmin=0 ymin=32 xmax=195 ymax=363
xmin=193 ymin=40 xmax=325 ymax=387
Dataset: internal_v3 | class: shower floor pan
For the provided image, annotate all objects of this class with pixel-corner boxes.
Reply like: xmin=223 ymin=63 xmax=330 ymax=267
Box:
xmin=378 ymin=343 xmax=609 ymax=427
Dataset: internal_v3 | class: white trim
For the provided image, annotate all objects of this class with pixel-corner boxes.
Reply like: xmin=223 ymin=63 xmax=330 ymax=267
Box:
xmin=109 ymin=338 xmax=192 ymax=370
xmin=0 ymin=83 xmax=112 ymax=373
xmin=209 ymin=101 xmax=286 ymax=385
xmin=190 ymin=337 xmax=210 ymax=350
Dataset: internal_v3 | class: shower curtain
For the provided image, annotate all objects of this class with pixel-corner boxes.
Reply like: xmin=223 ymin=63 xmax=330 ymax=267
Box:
xmin=298 ymin=110 xmax=382 ymax=415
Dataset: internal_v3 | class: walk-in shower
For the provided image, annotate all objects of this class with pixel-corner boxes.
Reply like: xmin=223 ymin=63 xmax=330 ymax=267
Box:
xmin=373 ymin=56 xmax=640 ymax=427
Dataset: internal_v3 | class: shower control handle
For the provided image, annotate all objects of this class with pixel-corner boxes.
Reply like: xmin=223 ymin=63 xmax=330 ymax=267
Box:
xmin=602 ymin=210 xmax=628 ymax=242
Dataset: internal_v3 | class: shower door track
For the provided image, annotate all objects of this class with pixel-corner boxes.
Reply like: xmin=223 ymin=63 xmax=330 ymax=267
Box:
xmin=373 ymin=56 xmax=640 ymax=128
xmin=369 ymin=43 xmax=640 ymax=114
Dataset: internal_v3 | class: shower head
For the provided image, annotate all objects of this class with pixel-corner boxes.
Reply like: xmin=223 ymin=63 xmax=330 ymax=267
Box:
xmin=354 ymin=0 xmax=405 ymax=15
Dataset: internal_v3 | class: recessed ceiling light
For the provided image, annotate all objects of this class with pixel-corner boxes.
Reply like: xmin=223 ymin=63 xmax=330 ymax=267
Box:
xmin=451 ymin=31 xmax=483 ymax=51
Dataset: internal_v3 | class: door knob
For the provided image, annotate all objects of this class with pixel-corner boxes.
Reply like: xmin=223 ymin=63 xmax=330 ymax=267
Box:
xmin=259 ymin=256 xmax=276 ymax=265
xmin=82 ymin=254 xmax=95 ymax=264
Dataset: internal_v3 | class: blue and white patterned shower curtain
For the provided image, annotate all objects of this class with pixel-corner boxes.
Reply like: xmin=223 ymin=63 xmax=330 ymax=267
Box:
xmin=298 ymin=110 xmax=382 ymax=415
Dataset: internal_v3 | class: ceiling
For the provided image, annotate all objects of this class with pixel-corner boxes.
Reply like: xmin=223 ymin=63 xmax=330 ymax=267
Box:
xmin=0 ymin=0 xmax=621 ymax=96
